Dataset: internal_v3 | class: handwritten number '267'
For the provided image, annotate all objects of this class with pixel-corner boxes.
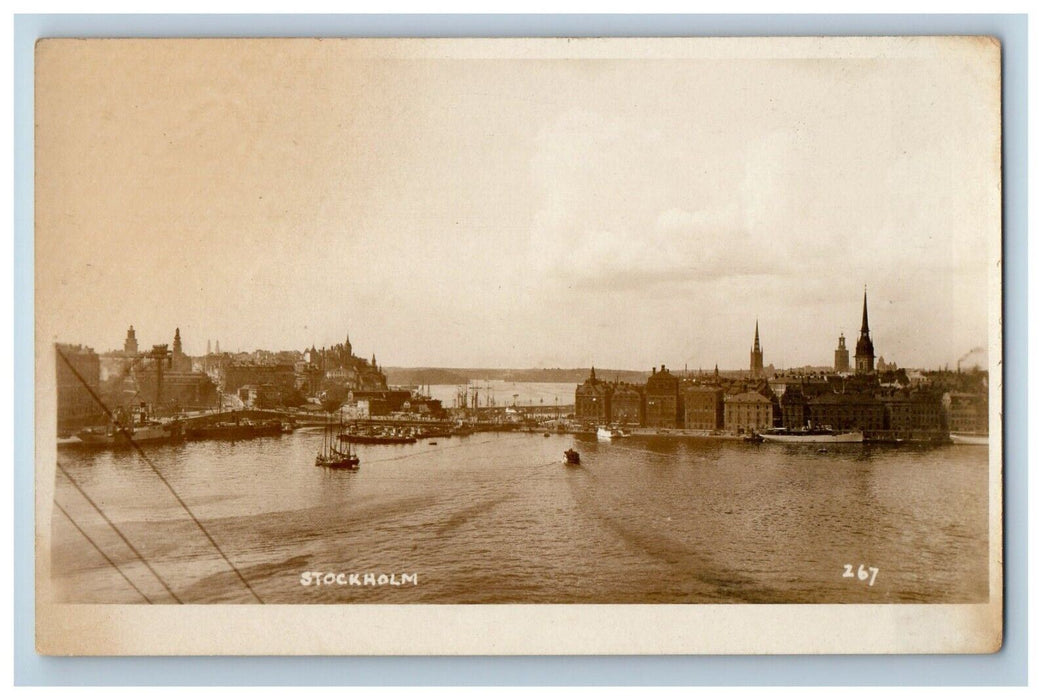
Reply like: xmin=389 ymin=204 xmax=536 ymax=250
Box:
xmin=842 ymin=564 xmax=879 ymax=586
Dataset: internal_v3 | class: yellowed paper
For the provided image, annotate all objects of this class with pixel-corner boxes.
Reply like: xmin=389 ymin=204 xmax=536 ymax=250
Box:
xmin=35 ymin=36 xmax=1002 ymax=655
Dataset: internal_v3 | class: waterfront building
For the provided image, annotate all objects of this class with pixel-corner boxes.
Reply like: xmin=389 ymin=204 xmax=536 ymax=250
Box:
xmin=834 ymin=334 xmax=850 ymax=373
xmin=408 ymin=396 xmax=446 ymax=418
xmin=808 ymin=392 xmax=884 ymax=432
xmin=221 ymin=362 xmax=298 ymax=393
xmin=134 ymin=369 xmax=218 ymax=411
xmin=750 ymin=321 xmax=764 ymax=378
xmin=610 ymin=383 xmax=645 ymax=426
xmin=238 ymin=383 xmax=281 ymax=409
xmin=683 ymin=385 xmax=723 ymax=430
xmin=854 ymin=290 xmax=876 ymax=374
xmin=349 ymin=390 xmax=413 ymax=417
xmin=723 ymin=391 xmax=773 ymax=433
xmin=56 ymin=343 xmax=104 ymax=431
xmin=881 ymin=390 xmax=945 ymax=432
xmin=943 ymin=392 xmax=989 ymax=435
xmin=778 ymin=384 xmax=809 ymax=430
xmin=575 ymin=367 xmax=612 ymax=425
xmin=645 ymin=365 xmax=681 ymax=428
xmin=96 ymin=327 xmax=217 ymax=411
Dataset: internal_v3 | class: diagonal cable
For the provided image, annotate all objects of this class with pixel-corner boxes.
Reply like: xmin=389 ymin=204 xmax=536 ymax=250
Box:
xmin=53 ymin=499 xmax=154 ymax=604
xmin=56 ymin=345 xmax=264 ymax=603
xmin=56 ymin=460 xmax=182 ymax=603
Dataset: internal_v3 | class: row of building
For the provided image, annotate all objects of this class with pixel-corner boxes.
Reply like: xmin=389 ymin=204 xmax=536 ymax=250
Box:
xmin=56 ymin=327 xmax=396 ymax=430
xmin=575 ymin=291 xmax=989 ymax=436
xmin=576 ymin=365 xmax=987 ymax=436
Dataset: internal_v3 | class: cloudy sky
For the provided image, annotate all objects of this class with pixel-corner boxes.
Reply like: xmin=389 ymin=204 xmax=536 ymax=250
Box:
xmin=36 ymin=38 xmax=999 ymax=371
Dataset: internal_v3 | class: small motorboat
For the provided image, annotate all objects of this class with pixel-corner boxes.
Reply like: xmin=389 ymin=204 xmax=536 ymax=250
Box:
xmin=563 ymin=448 xmax=581 ymax=466
xmin=597 ymin=426 xmax=628 ymax=440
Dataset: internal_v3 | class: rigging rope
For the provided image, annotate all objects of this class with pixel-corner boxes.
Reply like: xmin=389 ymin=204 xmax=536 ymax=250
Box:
xmin=56 ymin=346 xmax=263 ymax=603
xmin=57 ymin=460 xmax=182 ymax=603
xmin=53 ymin=499 xmax=154 ymax=604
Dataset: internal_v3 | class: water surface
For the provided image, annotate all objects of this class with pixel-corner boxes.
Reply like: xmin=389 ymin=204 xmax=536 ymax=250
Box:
xmin=51 ymin=431 xmax=990 ymax=604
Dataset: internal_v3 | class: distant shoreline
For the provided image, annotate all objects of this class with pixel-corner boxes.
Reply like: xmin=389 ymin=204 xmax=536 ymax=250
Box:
xmin=383 ymin=367 xmax=758 ymax=386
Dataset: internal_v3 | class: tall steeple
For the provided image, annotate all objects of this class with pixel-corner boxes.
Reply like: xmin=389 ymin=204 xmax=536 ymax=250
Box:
xmin=860 ymin=288 xmax=870 ymax=335
xmin=750 ymin=320 xmax=764 ymax=378
xmin=854 ymin=287 xmax=875 ymax=374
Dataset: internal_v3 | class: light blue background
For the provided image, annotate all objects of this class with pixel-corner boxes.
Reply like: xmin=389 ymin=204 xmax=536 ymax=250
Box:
xmin=13 ymin=13 xmax=1028 ymax=686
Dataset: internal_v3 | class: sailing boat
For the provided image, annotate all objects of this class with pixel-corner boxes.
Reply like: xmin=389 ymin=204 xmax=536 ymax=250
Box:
xmin=316 ymin=410 xmax=360 ymax=470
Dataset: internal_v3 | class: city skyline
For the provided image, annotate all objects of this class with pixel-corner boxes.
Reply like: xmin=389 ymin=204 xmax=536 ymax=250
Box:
xmin=63 ymin=285 xmax=988 ymax=375
xmin=37 ymin=38 xmax=997 ymax=373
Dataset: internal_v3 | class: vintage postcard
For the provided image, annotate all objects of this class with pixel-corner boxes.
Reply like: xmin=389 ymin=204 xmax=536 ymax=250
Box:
xmin=34 ymin=36 xmax=1002 ymax=655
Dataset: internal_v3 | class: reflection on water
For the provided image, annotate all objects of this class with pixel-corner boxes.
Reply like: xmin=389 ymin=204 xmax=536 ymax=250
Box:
xmin=50 ymin=431 xmax=989 ymax=604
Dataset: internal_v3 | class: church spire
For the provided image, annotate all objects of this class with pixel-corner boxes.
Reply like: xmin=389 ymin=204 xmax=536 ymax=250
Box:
xmin=749 ymin=319 xmax=764 ymax=378
xmin=860 ymin=287 xmax=870 ymax=335
xmin=854 ymin=287 xmax=875 ymax=374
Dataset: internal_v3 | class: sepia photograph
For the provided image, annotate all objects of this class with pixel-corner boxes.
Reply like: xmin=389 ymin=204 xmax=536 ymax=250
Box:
xmin=33 ymin=36 xmax=1002 ymax=654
